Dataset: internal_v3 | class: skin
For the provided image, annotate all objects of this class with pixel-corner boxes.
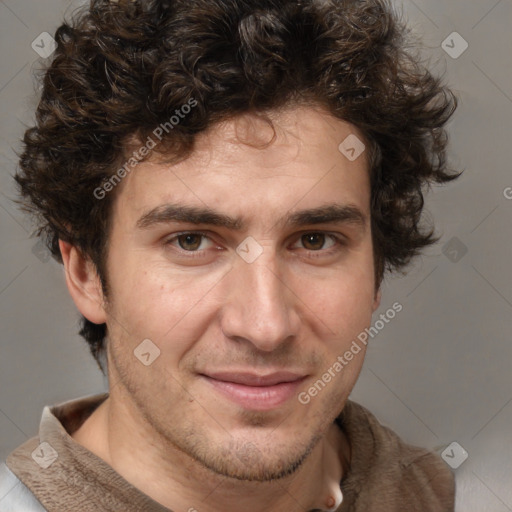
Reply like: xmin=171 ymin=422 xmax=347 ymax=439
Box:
xmin=61 ymin=103 xmax=381 ymax=512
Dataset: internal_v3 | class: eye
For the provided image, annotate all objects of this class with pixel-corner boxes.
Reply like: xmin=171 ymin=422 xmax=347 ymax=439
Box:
xmin=292 ymin=232 xmax=345 ymax=255
xmin=164 ymin=232 xmax=215 ymax=252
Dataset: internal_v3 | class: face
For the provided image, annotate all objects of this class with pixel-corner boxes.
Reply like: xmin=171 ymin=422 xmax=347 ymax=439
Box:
xmin=100 ymin=104 xmax=380 ymax=481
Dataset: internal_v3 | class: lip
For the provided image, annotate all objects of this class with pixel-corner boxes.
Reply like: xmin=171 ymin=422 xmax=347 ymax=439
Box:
xmin=200 ymin=371 xmax=307 ymax=410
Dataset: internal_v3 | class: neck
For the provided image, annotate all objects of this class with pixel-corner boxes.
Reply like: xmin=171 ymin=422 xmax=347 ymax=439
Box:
xmin=72 ymin=391 xmax=350 ymax=512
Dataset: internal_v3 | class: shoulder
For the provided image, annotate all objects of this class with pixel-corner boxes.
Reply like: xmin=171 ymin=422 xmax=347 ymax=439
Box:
xmin=0 ymin=462 xmax=46 ymax=511
xmin=339 ymin=400 xmax=455 ymax=511
xmin=392 ymin=441 xmax=455 ymax=510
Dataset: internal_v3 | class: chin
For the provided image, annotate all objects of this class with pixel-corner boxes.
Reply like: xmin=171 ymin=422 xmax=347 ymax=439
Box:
xmin=184 ymin=429 xmax=323 ymax=483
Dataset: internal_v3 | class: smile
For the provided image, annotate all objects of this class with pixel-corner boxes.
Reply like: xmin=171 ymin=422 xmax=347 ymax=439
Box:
xmin=200 ymin=371 xmax=307 ymax=411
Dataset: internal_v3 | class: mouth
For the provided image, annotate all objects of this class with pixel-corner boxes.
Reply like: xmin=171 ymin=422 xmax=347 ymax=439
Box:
xmin=199 ymin=371 xmax=307 ymax=411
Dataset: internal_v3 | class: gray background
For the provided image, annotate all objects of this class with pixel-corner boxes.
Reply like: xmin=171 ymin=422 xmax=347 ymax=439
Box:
xmin=0 ymin=1 xmax=511 ymax=510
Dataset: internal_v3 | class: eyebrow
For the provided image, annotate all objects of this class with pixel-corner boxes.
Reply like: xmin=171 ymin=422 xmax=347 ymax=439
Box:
xmin=136 ymin=202 xmax=367 ymax=232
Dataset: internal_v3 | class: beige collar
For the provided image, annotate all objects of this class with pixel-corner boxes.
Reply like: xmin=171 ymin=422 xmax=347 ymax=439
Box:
xmin=309 ymin=421 xmax=348 ymax=511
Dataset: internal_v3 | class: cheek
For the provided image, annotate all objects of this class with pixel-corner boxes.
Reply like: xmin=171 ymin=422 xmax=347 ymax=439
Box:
xmin=105 ymin=253 xmax=224 ymax=354
xmin=297 ymin=256 xmax=376 ymax=340
xmin=309 ymin=288 xmax=374 ymax=355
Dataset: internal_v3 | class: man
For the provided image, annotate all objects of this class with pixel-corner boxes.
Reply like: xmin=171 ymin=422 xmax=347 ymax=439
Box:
xmin=1 ymin=0 xmax=461 ymax=510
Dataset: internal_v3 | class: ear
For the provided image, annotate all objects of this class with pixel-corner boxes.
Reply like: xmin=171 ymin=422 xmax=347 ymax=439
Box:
xmin=372 ymin=287 xmax=382 ymax=313
xmin=59 ymin=240 xmax=107 ymax=325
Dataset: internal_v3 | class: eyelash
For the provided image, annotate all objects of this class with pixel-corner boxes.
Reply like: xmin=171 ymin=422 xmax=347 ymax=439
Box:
xmin=163 ymin=231 xmax=346 ymax=259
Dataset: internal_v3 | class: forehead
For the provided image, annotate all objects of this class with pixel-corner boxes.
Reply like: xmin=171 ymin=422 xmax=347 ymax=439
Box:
xmin=112 ymin=105 xmax=371 ymax=230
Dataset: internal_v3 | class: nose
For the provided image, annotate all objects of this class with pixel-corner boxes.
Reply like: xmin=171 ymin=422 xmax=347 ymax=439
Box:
xmin=219 ymin=246 xmax=300 ymax=352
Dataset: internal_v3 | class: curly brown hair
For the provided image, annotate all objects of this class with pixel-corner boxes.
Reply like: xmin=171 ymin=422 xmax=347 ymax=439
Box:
xmin=15 ymin=0 xmax=461 ymax=368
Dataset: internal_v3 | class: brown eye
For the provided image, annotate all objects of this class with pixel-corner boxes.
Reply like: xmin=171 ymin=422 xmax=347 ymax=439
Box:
xmin=301 ymin=233 xmax=328 ymax=251
xmin=291 ymin=232 xmax=344 ymax=258
xmin=177 ymin=233 xmax=204 ymax=251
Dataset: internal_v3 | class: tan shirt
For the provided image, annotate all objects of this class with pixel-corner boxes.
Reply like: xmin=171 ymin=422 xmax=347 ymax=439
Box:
xmin=5 ymin=394 xmax=455 ymax=511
